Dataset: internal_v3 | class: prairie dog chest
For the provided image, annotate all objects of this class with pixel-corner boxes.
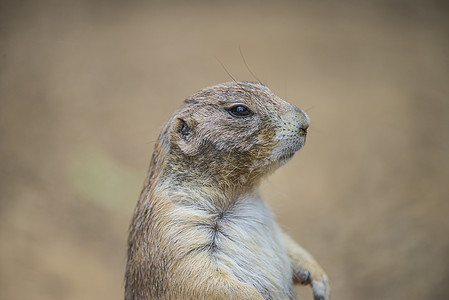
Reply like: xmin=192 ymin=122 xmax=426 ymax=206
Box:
xmin=172 ymin=196 xmax=293 ymax=299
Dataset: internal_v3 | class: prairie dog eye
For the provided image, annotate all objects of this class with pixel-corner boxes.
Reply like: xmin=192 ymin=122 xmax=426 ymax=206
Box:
xmin=228 ymin=105 xmax=253 ymax=117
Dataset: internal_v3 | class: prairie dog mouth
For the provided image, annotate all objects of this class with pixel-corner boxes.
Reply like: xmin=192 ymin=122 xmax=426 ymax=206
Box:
xmin=270 ymin=133 xmax=307 ymax=166
xmin=269 ymin=108 xmax=309 ymax=165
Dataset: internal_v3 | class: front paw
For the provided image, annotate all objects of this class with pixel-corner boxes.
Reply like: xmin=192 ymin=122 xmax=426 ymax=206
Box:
xmin=294 ymin=267 xmax=330 ymax=300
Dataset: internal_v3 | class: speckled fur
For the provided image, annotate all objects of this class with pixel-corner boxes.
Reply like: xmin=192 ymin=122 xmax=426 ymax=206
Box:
xmin=125 ymin=82 xmax=330 ymax=300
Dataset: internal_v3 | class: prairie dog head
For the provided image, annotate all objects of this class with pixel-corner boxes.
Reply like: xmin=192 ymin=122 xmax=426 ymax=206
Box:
xmin=156 ymin=82 xmax=309 ymax=192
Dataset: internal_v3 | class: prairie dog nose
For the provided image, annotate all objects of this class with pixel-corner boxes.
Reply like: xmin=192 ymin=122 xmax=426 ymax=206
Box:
xmin=292 ymin=105 xmax=310 ymax=134
xmin=300 ymin=123 xmax=308 ymax=135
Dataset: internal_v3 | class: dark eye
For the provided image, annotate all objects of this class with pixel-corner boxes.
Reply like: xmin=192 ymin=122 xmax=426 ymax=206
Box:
xmin=228 ymin=105 xmax=253 ymax=117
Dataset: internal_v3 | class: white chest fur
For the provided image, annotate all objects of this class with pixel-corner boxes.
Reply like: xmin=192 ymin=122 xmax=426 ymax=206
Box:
xmin=169 ymin=195 xmax=294 ymax=300
xmin=213 ymin=198 xmax=293 ymax=299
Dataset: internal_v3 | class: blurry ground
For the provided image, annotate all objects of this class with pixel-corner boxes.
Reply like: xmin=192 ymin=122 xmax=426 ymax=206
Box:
xmin=1 ymin=0 xmax=448 ymax=299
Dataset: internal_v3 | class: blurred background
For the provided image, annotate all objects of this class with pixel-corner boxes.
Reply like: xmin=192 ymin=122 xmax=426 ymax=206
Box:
xmin=1 ymin=0 xmax=448 ymax=299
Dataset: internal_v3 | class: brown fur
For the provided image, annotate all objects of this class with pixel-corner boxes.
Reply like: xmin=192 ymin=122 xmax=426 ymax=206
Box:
xmin=125 ymin=82 xmax=330 ymax=300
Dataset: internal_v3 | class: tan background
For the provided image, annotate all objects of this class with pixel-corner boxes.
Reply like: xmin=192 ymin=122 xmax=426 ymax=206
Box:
xmin=1 ymin=0 xmax=448 ymax=299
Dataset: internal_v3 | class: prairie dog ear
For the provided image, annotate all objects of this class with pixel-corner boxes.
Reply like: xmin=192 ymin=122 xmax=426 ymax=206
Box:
xmin=173 ymin=117 xmax=200 ymax=156
xmin=177 ymin=118 xmax=192 ymax=142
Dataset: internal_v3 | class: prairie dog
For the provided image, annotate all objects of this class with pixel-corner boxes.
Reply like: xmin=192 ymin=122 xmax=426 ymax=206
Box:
xmin=125 ymin=82 xmax=330 ymax=300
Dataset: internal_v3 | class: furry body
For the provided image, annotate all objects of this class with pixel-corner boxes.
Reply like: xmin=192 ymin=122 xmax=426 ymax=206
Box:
xmin=125 ymin=82 xmax=329 ymax=300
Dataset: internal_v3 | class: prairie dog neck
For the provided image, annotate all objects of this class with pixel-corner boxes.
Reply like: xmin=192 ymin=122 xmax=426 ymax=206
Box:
xmin=155 ymin=177 xmax=262 ymax=214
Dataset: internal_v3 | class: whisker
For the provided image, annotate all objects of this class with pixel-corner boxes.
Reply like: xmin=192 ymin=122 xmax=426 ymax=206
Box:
xmin=239 ymin=45 xmax=263 ymax=85
xmin=216 ymin=57 xmax=238 ymax=83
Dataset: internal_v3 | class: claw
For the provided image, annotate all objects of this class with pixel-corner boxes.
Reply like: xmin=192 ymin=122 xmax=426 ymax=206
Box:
xmin=312 ymin=275 xmax=330 ymax=300
xmin=295 ymin=269 xmax=310 ymax=285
